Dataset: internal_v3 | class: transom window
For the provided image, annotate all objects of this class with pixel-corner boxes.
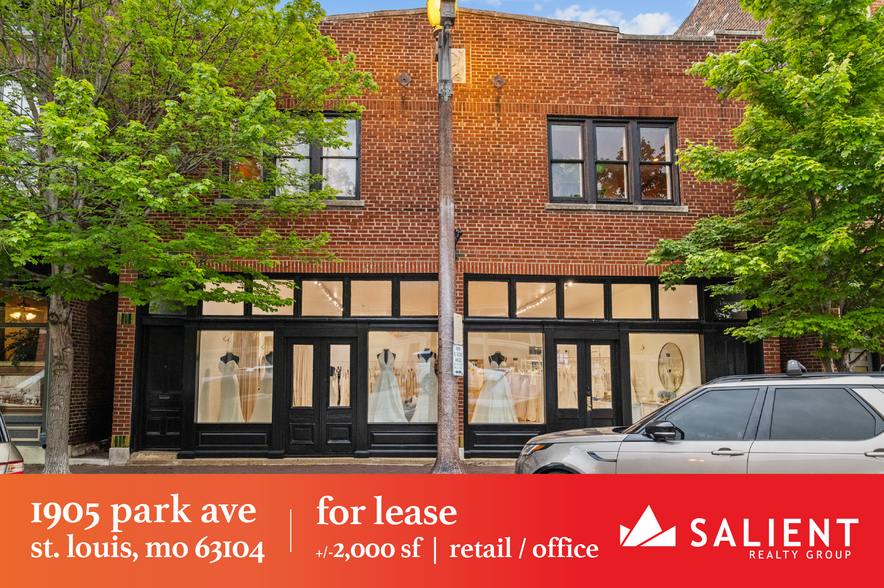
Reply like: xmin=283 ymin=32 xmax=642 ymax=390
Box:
xmin=190 ymin=276 xmax=436 ymax=318
xmin=467 ymin=278 xmax=703 ymax=321
xmin=548 ymin=119 xmax=678 ymax=205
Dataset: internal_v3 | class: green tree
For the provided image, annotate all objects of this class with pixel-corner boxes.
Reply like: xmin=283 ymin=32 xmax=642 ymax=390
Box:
xmin=648 ymin=0 xmax=884 ymax=373
xmin=0 ymin=0 xmax=375 ymax=473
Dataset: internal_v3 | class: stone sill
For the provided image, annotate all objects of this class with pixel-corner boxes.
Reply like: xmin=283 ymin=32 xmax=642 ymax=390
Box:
xmin=213 ymin=198 xmax=365 ymax=208
xmin=545 ymin=202 xmax=689 ymax=214
xmin=321 ymin=199 xmax=365 ymax=208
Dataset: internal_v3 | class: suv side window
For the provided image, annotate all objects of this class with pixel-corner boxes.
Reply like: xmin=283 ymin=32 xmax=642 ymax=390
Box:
xmin=665 ymin=388 xmax=759 ymax=441
xmin=770 ymin=388 xmax=878 ymax=440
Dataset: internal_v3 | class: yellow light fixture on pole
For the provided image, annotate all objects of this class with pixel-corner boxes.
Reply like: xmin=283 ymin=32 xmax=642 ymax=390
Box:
xmin=427 ymin=0 xmax=457 ymax=30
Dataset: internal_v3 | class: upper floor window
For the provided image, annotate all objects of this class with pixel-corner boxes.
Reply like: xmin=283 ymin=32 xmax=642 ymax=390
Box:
xmin=548 ymin=119 xmax=678 ymax=205
xmin=276 ymin=117 xmax=360 ymax=200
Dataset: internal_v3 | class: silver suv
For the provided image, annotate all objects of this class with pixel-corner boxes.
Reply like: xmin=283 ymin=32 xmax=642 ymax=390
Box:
xmin=0 ymin=410 xmax=24 ymax=474
xmin=515 ymin=363 xmax=884 ymax=474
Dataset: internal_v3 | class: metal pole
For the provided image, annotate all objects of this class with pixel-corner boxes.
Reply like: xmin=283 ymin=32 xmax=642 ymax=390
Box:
xmin=431 ymin=20 xmax=464 ymax=474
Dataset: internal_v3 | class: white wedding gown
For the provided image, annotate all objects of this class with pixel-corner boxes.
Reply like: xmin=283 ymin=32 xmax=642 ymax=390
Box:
xmin=470 ymin=360 xmax=518 ymax=424
xmin=367 ymin=352 xmax=407 ymax=423
xmin=217 ymin=359 xmax=245 ymax=423
xmin=411 ymin=356 xmax=438 ymax=423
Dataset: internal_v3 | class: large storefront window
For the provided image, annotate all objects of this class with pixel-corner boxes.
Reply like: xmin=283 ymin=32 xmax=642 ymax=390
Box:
xmin=468 ymin=332 xmax=544 ymax=424
xmin=368 ymin=332 xmax=439 ymax=423
xmin=629 ymin=333 xmax=702 ymax=421
xmin=0 ymin=296 xmax=48 ymax=416
xmin=196 ymin=330 xmax=274 ymax=423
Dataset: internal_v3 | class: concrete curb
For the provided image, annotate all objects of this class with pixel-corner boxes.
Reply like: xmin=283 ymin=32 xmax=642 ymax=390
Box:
xmin=126 ymin=452 xmax=515 ymax=468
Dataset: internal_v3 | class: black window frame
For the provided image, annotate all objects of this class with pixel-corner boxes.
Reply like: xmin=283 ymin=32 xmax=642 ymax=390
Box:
xmin=275 ymin=115 xmax=361 ymax=201
xmin=547 ymin=118 xmax=680 ymax=206
xmin=191 ymin=274 xmax=436 ymax=319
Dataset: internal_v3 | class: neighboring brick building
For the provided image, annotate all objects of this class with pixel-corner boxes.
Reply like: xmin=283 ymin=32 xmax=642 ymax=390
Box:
xmin=676 ymin=0 xmax=768 ymax=36
xmin=110 ymin=8 xmax=781 ymax=462
xmin=1 ymin=291 xmax=117 ymax=463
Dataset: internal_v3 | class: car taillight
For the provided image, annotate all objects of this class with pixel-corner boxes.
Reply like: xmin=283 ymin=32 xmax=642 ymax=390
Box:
xmin=4 ymin=460 xmax=24 ymax=474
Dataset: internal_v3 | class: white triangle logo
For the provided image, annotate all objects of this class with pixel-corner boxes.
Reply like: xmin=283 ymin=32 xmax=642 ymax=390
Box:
xmin=620 ymin=506 xmax=676 ymax=547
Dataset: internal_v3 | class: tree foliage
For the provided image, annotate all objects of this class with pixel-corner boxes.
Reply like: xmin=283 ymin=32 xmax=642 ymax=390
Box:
xmin=0 ymin=0 xmax=376 ymax=472
xmin=648 ymin=0 xmax=884 ymax=372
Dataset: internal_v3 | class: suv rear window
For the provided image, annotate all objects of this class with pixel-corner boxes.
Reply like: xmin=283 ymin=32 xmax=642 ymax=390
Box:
xmin=770 ymin=388 xmax=879 ymax=440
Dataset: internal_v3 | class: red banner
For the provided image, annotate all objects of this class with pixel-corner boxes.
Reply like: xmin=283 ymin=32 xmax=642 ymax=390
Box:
xmin=0 ymin=475 xmax=868 ymax=586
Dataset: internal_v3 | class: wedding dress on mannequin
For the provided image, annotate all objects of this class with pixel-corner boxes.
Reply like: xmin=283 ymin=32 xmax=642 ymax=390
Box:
xmin=412 ymin=351 xmax=438 ymax=423
xmin=218 ymin=357 xmax=244 ymax=422
xmin=557 ymin=359 xmax=577 ymax=408
xmin=470 ymin=355 xmax=518 ymax=424
xmin=250 ymin=353 xmax=273 ymax=422
xmin=367 ymin=350 xmax=407 ymax=423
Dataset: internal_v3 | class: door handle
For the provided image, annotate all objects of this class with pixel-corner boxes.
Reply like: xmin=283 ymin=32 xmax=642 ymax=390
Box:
xmin=711 ymin=448 xmax=745 ymax=456
xmin=864 ymin=449 xmax=884 ymax=457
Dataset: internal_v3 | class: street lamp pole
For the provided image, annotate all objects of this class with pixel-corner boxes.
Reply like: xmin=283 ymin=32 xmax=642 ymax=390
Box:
xmin=428 ymin=0 xmax=464 ymax=474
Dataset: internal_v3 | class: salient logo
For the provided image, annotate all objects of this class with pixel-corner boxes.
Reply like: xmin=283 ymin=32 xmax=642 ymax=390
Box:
xmin=620 ymin=506 xmax=676 ymax=547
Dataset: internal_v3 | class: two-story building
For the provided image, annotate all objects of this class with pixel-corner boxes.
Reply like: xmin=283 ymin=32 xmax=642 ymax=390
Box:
xmin=106 ymin=7 xmax=779 ymax=463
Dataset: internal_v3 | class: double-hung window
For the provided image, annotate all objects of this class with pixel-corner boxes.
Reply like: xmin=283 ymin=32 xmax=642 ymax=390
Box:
xmin=275 ymin=117 xmax=360 ymax=200
xmin=548 ymin=119 xmax=678 ymax=205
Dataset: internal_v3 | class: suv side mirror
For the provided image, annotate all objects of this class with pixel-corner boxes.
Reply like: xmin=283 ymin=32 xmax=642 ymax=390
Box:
xmin=645 ymin=421 xmax=677 ymax=442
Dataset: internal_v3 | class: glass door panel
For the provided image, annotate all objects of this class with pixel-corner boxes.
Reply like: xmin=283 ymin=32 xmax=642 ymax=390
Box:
xmin=588 ymin=345 xmax=614 ymax=427
xmin=292 ymin=345 xmax=314 ymax=407
xmin=329 ymin=345 xmax=351 ymax=408
xmin=556 ymin=344 xmax=578 ymax=409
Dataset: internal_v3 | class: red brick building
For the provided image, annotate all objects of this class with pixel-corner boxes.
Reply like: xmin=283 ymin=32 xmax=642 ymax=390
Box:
xmin=108 ymin=8 xmax=781 ymax=462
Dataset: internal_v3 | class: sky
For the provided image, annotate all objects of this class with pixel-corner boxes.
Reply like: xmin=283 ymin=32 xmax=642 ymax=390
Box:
xmin=318 ymin=0 xmax=700 ymax=35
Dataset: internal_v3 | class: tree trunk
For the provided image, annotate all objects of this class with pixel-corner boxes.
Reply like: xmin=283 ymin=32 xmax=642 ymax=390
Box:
xmin=834 ymin=348 xmax=856 ymax=374
xmin=43 ymin=293 xmax=74 ymax=474
xmin=819 ymin=356 xmax=834 ymax=372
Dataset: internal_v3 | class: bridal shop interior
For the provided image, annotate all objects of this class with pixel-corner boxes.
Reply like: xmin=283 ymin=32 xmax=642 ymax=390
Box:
xmin=131 ymin=273 xmax=761 ymax=458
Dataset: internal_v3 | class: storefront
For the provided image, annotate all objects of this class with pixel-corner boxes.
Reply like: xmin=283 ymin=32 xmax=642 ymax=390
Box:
xmin=0 ymin=296 xmax=48 ymax=449
xmin=132 ymin=273 xmax=761 ymax=459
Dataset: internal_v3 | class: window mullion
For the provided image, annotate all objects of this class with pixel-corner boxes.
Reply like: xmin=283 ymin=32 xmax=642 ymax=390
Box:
xmin=630 ymin=121 xmax=641 ymax=204
xmin=587 ymin=121 xmax=596 ymax=204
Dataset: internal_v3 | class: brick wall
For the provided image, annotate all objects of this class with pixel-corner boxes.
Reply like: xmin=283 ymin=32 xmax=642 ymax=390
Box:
xmin=68 ymin=286 xmax=118 ymax=446
xmin=112 ymin=270 xmax=138 ymax=442
xmin=110 ymin=10 xmax=781 ymax=437
xmin=779 ymin=335 xmax=826 ymax=373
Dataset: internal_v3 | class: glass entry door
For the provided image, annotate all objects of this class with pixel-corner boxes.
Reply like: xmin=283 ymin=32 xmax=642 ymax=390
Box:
xmin=287 ymin=338 xmax=355 ymax=455
xmin=553 ymin=341 xmax=619 ymax=431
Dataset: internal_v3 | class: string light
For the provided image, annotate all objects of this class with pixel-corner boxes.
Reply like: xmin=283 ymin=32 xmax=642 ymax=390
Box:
xmin=314 ymin=281 xmax=343 ymax=311
xmin=516 ymin=282 xmax=573 ymax=315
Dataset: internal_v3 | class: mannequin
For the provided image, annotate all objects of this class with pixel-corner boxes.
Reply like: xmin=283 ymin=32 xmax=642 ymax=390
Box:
xmin=250 ymin=351 xmax=273 ymax=423
xmin=339 ymin=366 xmax=350 ymax=406
xmin=220 ymin=351 xmax=240 ymax=364
xmin=367 ymin=349 xmax=407 ymax=422
xmin=412 ymin=349 xmax=438 ymax=423
xmin=470 ymin=352 xmax=517 ymax=423
xmin=557 ymin=350 xmax=577 ymax=409
xmin=329 ymin=365 xmax=340 ymax=406
xmin=217 ymin=354 xmax=244 ymax=422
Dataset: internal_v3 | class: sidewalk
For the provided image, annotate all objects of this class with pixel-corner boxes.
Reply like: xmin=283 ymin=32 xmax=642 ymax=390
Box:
xmin=24 ymin=451 xmax=516 ymax=474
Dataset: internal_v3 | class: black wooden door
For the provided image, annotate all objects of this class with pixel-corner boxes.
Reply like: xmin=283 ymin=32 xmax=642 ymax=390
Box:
xmin=142 ymin=327 xmax=184 ymax=449
xmin=287 ymin=338 xmax=356 ymax=455
xmin=551 ymin=339 xmax=619 ymax=432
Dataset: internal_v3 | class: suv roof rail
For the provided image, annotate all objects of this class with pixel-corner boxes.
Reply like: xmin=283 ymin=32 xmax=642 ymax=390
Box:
xmin=706 ymin=372 xmax=884 ymax=385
